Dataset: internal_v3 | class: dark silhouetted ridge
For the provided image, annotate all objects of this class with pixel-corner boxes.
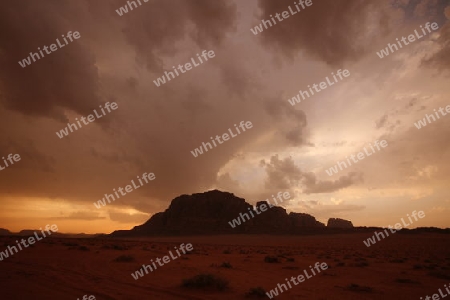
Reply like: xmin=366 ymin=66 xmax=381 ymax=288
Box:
xmin=111 ymin=190 xmax=330 ymax=236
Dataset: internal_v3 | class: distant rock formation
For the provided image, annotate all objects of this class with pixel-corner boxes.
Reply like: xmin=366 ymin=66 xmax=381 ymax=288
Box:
xmin=327 ymin=218 xmax=353 ymax=228
xmin=0 ymin=228 xmax=11 ymax=236
xmin=132 ymin=190 xmax=252 ymax=235
xmin=19 ymin=230 xmax=39 ymax=236
xmin=291 ymin=212 xmax=326 ymax=229
xmin=111 ymin=190 xmax=327 ymax=236
xmin=0 ymin=228 xmax=100 ymax=238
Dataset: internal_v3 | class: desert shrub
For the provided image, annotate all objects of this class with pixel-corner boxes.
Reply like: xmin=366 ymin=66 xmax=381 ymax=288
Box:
xmin=78 ymin=246 xmax=89 ymax=251
xmin=389 ymin=258 xmax=405 ymax=263
xmin=101 ymin=244 xmax=128 ymax=250
xmin=112 ymin=244 xmax=128 ymax=251
xmin=182 ymin=273 xmax=229 ymax=291
xmin=114 ymin=255 xmax=135 ymax=262
xmin=223 ymin=249 xmax=231 ymax=254
xmin=395 ymin=278 xmax=420 ymax=284
xmin=220 ymin=262 xmax=232 ymax=268
xmin=246 ymin=287 xmax=267 ymax=298
xmin=63 ymin=242 xmax=79 ymax=247
xmin=345 ymin=283 xmax=373 ymax=293
xmin=425 ymin=263 xmax=439 ymax=270
xmin=286 ymin=257 xmax=295 ymax=262
xmin=428 ymin=270 xmax=450 ymax=280
xmin=352 ymin=261 xmax=369 ymax=267
xmin=264 ymin=256 xmax=280 ymax=263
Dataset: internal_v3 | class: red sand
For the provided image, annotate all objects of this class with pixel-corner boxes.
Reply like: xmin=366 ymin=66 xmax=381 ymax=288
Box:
xmin=0 ymin=233 xmax=449 ymax=299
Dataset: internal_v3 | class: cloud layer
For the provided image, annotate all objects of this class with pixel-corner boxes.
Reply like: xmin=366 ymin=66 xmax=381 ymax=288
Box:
xmin=0 ymin=0 xmax=448 ymax=232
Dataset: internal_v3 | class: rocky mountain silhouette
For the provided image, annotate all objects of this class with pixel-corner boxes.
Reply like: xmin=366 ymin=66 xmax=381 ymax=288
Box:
xmin=111 ymin=190 xmax=354 ymax=236
xmin=327 ymin=218 xmax=354 ymax=228
xmin=0 ymin=228 xmax=11 ymax=236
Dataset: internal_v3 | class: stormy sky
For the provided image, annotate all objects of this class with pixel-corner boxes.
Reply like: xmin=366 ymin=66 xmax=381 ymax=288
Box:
xmin=0 ymin=0 xmax=449 ymax=233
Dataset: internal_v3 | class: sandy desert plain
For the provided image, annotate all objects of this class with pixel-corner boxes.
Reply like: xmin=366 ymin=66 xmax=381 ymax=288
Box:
xmin=0 ymin=233 xmax=449 ymax=300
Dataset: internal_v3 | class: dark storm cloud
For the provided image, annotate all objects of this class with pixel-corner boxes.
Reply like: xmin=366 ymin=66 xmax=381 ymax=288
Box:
xmin=90 ymin=147 xmax=145 ymax=170
xmin=180 ymin=87 xmax=212 ymax=116
xmin=262 ymin=155 xmax=363 ymax=194
xmin=302 ymin=171 xmax=364 ymax=194
xmin=119 ymin=0 xmax=237 ymax=72
xmin=0 ymin=1 xmax=102 ymax=121
xmin=0 ymin=137 xmax=55 ymax=173
xmin=0 ymin=0 xmax=448 ymax=233
xmin=0 ymin=0 xmax=243 ymax=210
xmin=255 ymin=0 xmax=393 ymax=66
xmin=0 ymin=0 xmax=238 ymax=120
xmin=264 ymin=98 xmax=309 ymax=146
